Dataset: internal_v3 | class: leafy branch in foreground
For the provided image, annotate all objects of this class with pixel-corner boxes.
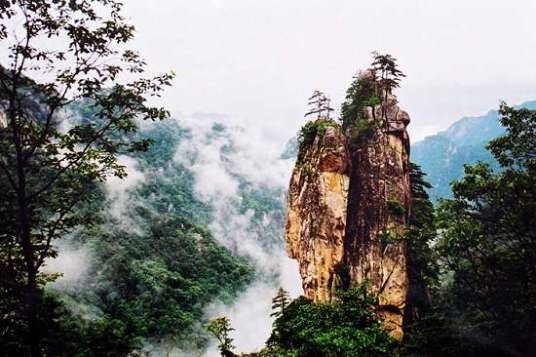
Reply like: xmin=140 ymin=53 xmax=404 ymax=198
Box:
xmin=0 ymin=1 xmax=173 ymax=355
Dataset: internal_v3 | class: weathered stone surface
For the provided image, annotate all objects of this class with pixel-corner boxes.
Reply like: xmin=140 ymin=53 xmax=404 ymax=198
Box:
xmin=284 ymin=89 xmax=412 ymax=340
xmin=285 ymin=126 xmax=349 ymax=302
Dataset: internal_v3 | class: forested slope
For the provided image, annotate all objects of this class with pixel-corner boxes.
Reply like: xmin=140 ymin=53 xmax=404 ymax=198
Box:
xmin=41 ymin=107 xmax=292 ymax=356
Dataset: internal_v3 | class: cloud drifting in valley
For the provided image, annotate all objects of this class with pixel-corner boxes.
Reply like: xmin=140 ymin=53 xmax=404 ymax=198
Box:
xmin=43 ymin=240 xmax=92 ymax=294
xmin=174 ymin=114 xmax=302 ymax=354
xmin=45 ymin=111 xmax=303 ymax=356
xmin=104 ymin=155 xmax=147 ymax=234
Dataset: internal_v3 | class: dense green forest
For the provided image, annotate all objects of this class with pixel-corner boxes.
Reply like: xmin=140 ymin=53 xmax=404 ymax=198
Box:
xmin=1 ymin=98 xmax=290 ymax=355
xmin=36 ymin=115 xmax=257 ymax=355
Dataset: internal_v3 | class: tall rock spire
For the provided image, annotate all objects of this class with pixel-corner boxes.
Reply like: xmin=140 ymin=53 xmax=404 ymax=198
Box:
xmin=284 ymin=69 xmax=411 ymax=340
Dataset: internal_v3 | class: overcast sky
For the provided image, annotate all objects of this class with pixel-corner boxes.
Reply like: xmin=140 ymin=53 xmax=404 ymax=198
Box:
xmin=123 ymin=0 xmax=536 ymax=144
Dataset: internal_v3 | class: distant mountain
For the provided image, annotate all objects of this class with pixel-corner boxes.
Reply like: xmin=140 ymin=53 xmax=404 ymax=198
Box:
xmin=411 ymin=100 xmax=536 ymax=201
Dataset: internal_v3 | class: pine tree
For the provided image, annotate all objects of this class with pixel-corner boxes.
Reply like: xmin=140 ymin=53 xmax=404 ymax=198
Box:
xmin=270 ymin=287 xmax=290 ymax=319
xmin=371 ymin=51 xmax=406 ymax=95
xmin=206 ymin=316 xmax=236 ymax=357
xmin=305 ymin=90 xmax=334 ymax=119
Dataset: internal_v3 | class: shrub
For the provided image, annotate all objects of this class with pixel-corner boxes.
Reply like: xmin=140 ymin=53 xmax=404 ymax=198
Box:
xmin=386 ymin=199 xmax=405 ymax=217
xmin=296 ymin=119 xmax=339 ymax=163
xmin=263 ymin=285 xmax=395 ymax=356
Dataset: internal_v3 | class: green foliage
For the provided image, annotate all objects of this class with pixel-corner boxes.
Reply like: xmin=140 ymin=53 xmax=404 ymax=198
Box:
xmin=398 ymin=306 xmax=500 ymax=357
xmin=50 ymin=120 xmax=256 ymax=352
xmin=0 ymin=110 xmax=256 ymax=355
xmin=411 ymin=134 xmax=500 ymax=202
xmin=400 ymin=109 xmax=536 ymax=356
xmin=433 ymin=104 xmax=536 ymax=355
xmin=364 ymin=95 xmax=381 ymax=108
xmin=133 ymin=119 xmax=191 ymax=170
xmin=370 ymin=52 xmax=406 ymax=95
xmin=270 ymin=288 xmax=290 ymax=319
xmin=239 ymin=185 xmax=285 ymax=223
xmin=408 ymin=102 xmax=536 ymax=201
xmin=405 ymin=163 xmax=439 ymax=291
xmin=349 ymin=117 xmax=375 ymax=145
xmin=340 ymin=75 xmax=377 ymax=130
xmin=0 ymin=1 xmax=174 ymax=354
xmin=0 ymin=291 xmax=141 ymax=357
xmin=488 ymin=102 xmax=536 ymax=167
xmin=386 ymin=199 xmax=405 ymax=217
xmin=263 ymin=285 xmax=395 ymax=356
xmin=340 ymin=52 xmax=405 ymax=132
xmin=397 ymin=164 xmax=446 ymax=356
xmin=80 ymin=224 xmax=252 ymax=339
xmin=296 ymin=118 xmax=339 ymax=164
xmin=379 ymin=228 xmax=401 ymax=247
xmin=355 ymin=117 xmax=372 ymax=132
xmin=206 ymin=316 xmax=236 ymax=357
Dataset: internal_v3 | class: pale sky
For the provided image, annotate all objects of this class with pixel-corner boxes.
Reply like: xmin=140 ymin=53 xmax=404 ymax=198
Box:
xmin=123 ymin=0 xmax=536 ymax=144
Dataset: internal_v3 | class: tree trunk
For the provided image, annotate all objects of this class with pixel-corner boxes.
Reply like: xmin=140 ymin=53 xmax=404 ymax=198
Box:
xmin=26 ymin=271 xmax=41 ymax=357
xmin=10 ymin=99 xmax=42 ymax=356
xmin=19 ymin=200 xmax=42 ymax=357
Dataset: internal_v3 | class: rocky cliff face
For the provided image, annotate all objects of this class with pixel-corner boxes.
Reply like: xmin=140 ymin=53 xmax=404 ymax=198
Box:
xmin=286 ymin=125 xmax=349 ymax=302
xmin=285 ymin=80 xmax=411 ymax=340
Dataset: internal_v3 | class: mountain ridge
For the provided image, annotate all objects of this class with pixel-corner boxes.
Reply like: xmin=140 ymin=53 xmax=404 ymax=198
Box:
xmin=411 ymin=100 xmax=536 ymax=200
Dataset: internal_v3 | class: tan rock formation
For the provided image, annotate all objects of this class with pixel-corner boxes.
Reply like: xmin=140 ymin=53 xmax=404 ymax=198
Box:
xmin=285 ymin=125 xmax=349 ymax=302
xmin=284 ymin=88 xmax=411 ymax=340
